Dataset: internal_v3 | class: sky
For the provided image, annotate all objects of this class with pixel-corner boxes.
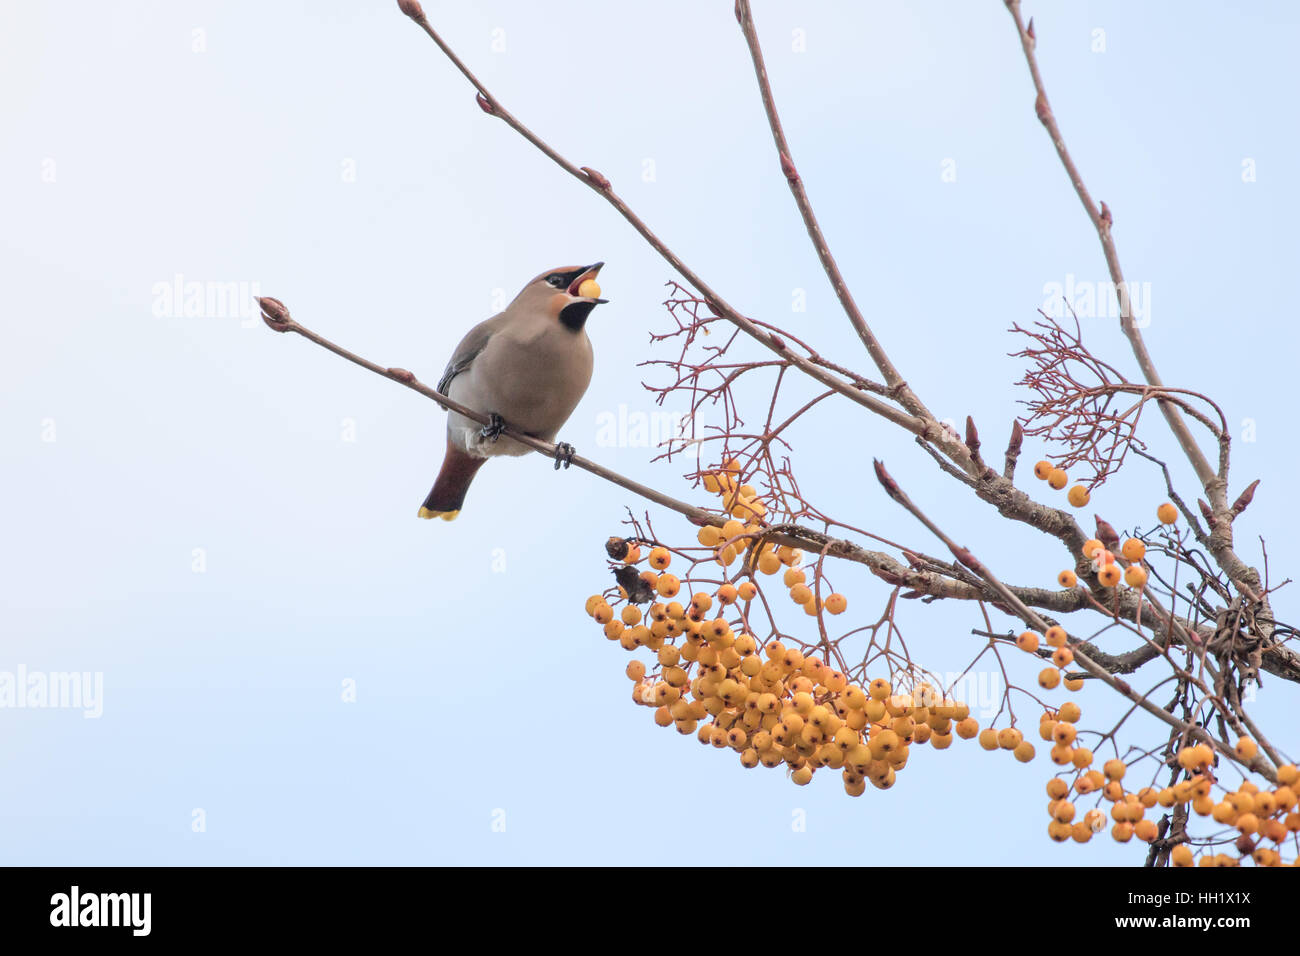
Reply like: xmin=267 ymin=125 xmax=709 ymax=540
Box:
xmin=1 ymin=1 xmax=1297 ymax=865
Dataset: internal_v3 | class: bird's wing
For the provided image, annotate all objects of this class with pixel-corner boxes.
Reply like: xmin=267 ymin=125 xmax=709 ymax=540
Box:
xmin=437 ymin=313 xmax=508 ymax=397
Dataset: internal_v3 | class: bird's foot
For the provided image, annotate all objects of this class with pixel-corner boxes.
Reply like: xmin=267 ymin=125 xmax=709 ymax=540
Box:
xmin=554 ymin=442 xmax=576 ymax=470
xmin=480 ymin=413 xmax=506 ymax=443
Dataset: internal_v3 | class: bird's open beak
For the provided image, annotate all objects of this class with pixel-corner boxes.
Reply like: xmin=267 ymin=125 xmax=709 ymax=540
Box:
xmin=567 ymin=262 xmax=608 ymax=303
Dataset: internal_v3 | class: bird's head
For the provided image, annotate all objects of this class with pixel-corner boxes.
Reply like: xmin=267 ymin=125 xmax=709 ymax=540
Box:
xmin=518 ymin=262 xmax=608 ymax=331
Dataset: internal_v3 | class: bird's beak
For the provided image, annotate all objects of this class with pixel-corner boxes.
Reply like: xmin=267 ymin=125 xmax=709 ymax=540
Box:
xmin=567 ymin=262 xmax=608 ymax=303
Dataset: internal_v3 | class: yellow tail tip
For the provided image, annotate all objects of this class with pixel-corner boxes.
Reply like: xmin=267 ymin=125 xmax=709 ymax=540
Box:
xmin=418 ymin=507 xmax=460 ymax=521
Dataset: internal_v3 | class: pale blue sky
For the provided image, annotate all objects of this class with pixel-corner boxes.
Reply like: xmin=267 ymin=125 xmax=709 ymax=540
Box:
xmin=2 ymin=1 xmax=1296 ymax=864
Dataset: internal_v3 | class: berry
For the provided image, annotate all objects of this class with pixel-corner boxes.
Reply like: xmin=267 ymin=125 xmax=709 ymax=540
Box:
xmin=656 ymin=573 xmax=681 ymax=597
xmin=1052 ymin=723 xmax=1077 ymax=746
xmin=1120 ymin=538 xmax=1146 ymax=562
xmin=998 ymin=728 xmax=1024 ymax=750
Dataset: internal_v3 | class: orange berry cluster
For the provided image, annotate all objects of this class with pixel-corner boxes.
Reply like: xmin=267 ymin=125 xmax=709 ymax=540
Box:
xmin=694 ymin=461 xmax=846 ymax=616
xmin=1031 ymin=460 xmax=1163 ymax=590
xmin=1169 ymin=745 xmax=1299 ymax=866
xmin=1073 ymin=534 xmax=1148 ymax=590
xmin=1032 ymin=459 xmax=1090 ymax=508
xmin=1053 ymin=502 xmax=1179 ymax=591
xmin=1040 ymin=721 xmax=1299 ymax=865
xmin=1015 ymin=625 xmax=1085 ymax=692
xmin=587 ymin=546 xmax=986 ymax=795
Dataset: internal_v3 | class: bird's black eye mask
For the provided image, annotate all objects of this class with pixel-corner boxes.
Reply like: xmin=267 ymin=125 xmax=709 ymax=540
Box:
xmin=559 ymin=300 xmax=597 ymax=331
xmin=547 ymin=268 xmax=586 ymax=293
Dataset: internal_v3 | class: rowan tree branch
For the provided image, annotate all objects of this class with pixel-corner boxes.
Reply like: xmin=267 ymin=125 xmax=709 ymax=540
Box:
xmin=1003 ymin=1 xmax=1219 ymax=496
xmin=1003 ymin=0 xmax=1273 ymax=637
xmin=394 ymin=0 xmax=962 ymax=464
xmin=261 ymin=291 xmax=1288 ymax=682
xmin=734 ymin=0 xmax=931 ymax=422
xmin=873 ymin=458 xmax=1278 ymax=783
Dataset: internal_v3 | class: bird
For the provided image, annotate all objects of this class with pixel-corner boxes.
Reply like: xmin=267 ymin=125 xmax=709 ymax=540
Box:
xmin=418 ymin=262 xmax=608 ymax=521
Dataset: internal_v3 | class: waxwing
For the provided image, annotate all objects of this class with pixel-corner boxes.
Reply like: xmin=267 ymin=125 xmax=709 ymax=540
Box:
xmin=419 ymin=262 xmax=607 ymax=519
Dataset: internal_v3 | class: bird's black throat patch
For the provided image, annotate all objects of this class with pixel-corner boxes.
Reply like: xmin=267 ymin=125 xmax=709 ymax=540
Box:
xmin=559 ymin=300 xmax=597 ymax=332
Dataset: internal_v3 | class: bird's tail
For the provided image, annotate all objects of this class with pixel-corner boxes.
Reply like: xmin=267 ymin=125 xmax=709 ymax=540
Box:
xmin=417 ymin=442 xmax=487 ymax=521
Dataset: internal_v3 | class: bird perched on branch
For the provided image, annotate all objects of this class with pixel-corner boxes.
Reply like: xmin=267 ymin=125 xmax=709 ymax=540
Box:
xmin=418 ymin=262 xmax=607 ymax=520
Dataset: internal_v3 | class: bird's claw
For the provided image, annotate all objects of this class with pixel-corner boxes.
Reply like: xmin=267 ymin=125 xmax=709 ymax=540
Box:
xmin=554 ymin=442 xmax=576 ymax=470
xmin=480 ymin=413 xmax=506 ymax=443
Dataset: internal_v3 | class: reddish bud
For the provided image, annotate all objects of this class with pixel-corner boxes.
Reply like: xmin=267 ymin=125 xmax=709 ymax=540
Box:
xmin=1026 ymin=17 xmax=1036 ymax=43
xmin=1100 ymin=201 xmax=1113 ymax=227
xmin=1094 ymin=515 xmax=1119 ymax=550
xmin=580 ymin=166 xmax=611 ymax=190
xmin=951 ymin=546 xmax=982 ymax=573
xmin=258 ymin=296 xmax=291 ymax=331
xmin=779 ymin=152 xmax=799 ymax=183
xmin=872 ymin=567 xmax=905 ymax=586
xmin=769 ymin=333 xmax=785 ymax=351
xmin=475 ymin=92 xmax=495 ymax=115
xmin=872 ymin=459 xmax=901 ymax=500
xmin=1230 ymin=479 xmax=1259 ymax=518
xmin=965 ymin=415 xmax=980 ymax=454
xmin=397 ymin=0 xmax=424 ymax=19
xmin=1034 ymin=93 xmax=1050 ymax=124
xmin=1198 ymin=498 xmax=1216 ymax=529
xmin=387 ymin=367 xmax=416 ymax=384
xmin=1006 ymin=419 xmax=1024 ymax=457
